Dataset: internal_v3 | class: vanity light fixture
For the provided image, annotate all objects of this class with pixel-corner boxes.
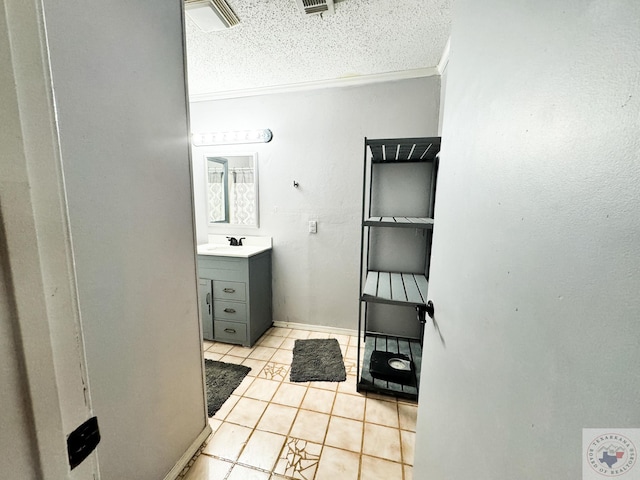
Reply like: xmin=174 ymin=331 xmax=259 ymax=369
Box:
xmin=192 ymin=129 xmax=273 ymax=146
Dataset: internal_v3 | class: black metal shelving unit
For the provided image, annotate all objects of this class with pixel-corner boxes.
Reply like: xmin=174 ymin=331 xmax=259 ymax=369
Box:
xmin=357 ymin=136 xmax=440 ymax=401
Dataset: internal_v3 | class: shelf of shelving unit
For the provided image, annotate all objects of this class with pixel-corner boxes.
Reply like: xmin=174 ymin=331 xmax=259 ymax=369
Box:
xmin=357 ymin=136 xmax=441 ymax=402
xmin=361 ymin=271 xmax=428 ymax=306
xmin=358 ymin=333 xmax=422 ymax=401
xmin=363 ymin=216 xmax=434 ymax=228
xmin=367 ymin=137 xmax=440 ymax=164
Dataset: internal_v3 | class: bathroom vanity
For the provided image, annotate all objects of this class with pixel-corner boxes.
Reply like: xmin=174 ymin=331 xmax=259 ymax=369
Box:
xmin=197 ymin=237 xmax=272 ymax=347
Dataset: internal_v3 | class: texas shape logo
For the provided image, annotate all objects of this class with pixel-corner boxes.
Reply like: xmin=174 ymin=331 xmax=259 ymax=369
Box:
xmin=586 ymin=432 xmax=637 ymax=477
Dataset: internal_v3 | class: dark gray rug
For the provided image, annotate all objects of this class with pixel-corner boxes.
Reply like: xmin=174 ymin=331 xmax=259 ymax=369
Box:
xmin=290 ymin=338 xmax=347 ymax=383
xmin=204 ymin=359 xmax=251 ymax=417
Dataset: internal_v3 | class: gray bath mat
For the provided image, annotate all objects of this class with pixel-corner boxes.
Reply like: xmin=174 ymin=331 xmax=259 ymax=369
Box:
xmin=205 ymin=359 xmax=251 ymax=417
xmin=290 ymin=338 xmax=347 ymax=383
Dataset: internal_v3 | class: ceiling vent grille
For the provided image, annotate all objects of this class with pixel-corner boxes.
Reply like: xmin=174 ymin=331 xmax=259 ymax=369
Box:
xmin=184 ymin=0 xmax=240 ymax=31
xmin=295 ymin=0 xmax=335 ymax=16
xmin=209 ymin=0 xmax=240 ymax=27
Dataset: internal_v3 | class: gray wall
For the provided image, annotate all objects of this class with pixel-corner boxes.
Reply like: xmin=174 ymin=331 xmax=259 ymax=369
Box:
xmin=190 ymin=77 xmax=440 ymax=331
xmin=42 ymin=1 xmax=206 ymax=478
xmin=415 ymin=1 xmax=640 ymax=478
xmin=0 ymin=260 xmax=38 ymax=478
xmin=1 ymin=9 xmax=40 ymax=476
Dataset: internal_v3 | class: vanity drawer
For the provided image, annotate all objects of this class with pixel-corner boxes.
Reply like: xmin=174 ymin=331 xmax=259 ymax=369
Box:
xmin=214 ymin=300 xmax=247 ymax=322
xmin=197 ymin=255 xmax=248 ymax=283
xmin=213 ymin=280 xmax=246 ymax=302
xmin=214 ymin=320 xmax=247 ymax=345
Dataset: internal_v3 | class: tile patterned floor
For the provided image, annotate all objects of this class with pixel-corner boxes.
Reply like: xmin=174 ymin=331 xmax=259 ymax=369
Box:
xmin=182 ymin=326 xmax=417 ymax=480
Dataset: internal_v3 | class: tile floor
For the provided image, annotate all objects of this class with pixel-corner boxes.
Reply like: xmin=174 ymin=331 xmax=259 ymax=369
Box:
xmin=182 ymin=326 xmax=417 ymax=480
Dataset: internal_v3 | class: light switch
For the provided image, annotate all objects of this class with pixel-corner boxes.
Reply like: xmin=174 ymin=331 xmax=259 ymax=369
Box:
xmin=309 ymin=220 xmax=317 ymax=234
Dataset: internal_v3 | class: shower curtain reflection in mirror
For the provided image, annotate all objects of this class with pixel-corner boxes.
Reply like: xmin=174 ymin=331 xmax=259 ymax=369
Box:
xmin=206 ymin=154 xmax=258 ymax=227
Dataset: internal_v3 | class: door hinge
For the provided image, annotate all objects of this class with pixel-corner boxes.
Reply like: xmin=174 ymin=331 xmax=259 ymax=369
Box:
xmin=67 ymin=416 xmax=100 ymax=470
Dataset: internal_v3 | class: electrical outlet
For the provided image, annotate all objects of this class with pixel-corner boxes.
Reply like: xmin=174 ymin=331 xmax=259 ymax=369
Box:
xmin=309 ymin=220 xmax=317 ymax=234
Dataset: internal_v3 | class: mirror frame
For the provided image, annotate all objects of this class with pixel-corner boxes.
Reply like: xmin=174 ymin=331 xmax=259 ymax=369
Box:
xmin=206 ymin=157 xmax=229 ymax=223
xmin=204 ymin=152 xmax=259 ymax=229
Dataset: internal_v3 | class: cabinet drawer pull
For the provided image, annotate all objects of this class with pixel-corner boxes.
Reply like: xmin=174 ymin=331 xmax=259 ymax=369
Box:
xmin=224 ymin=328 xmax=236 ymax=334
xmin=223 ymin=288 xmax=236 ymax=293
xmin=223 ymin=308 xmax=236 ymax=313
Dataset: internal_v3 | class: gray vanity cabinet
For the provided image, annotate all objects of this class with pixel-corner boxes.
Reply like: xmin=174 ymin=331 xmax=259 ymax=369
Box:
xmin=197 ymin=250 xmax=272 ymax=347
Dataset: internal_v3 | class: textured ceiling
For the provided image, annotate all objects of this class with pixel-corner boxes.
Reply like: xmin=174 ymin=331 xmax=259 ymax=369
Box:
xmin=185 ymin=0 xmax=451 ymax=96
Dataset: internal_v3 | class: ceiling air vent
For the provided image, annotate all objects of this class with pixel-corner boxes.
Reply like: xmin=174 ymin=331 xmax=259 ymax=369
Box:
xmin=295 ymin=0 xmax=335 ymax=16
xmin=184 ymin=0 xmax=240 ymax=32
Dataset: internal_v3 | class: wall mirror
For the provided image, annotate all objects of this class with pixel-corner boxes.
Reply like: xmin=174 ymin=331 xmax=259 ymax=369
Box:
xmin=205 ymin=153 xmax=259 ymax=227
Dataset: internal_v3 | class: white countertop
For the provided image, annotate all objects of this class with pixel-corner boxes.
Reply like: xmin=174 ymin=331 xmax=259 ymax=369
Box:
xmin=197 ymin=235 xmax=272 ymax=258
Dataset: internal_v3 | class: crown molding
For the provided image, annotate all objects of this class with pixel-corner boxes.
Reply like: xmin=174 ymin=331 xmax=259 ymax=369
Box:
xmin=437 ymin=37 xmax=450 ymax=74
xmin=189 ymin=66 xmax=440 ymax=102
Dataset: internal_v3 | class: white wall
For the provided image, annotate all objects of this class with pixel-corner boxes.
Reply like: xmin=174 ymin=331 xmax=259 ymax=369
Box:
xmin=42 ymin=1 xmax=206 ymax=478
xmin=415 ymin=1 xmax=640 ymax=478
xmin=190 ymin=77 xmax=440 ymax=331
xmin=437 ymin=64 xmax=447 ymax=135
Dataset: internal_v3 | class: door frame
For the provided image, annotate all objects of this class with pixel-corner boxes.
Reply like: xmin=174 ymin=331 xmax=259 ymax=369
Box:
xmin=0 ymin=0 xmax=98 ymax=478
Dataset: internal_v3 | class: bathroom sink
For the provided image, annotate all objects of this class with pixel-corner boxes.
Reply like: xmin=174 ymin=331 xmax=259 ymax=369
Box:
xmin=199 ymin=244 xmax=232 ymax=252
xmin=196 ymin=243 xmax=270 ymax=258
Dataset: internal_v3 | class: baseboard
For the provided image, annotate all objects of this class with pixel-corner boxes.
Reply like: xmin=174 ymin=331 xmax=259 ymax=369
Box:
xmin=272 ymin=321 xmax=359 ymax=338
xmin=163 ymin=424 xmax=212 ymax=480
